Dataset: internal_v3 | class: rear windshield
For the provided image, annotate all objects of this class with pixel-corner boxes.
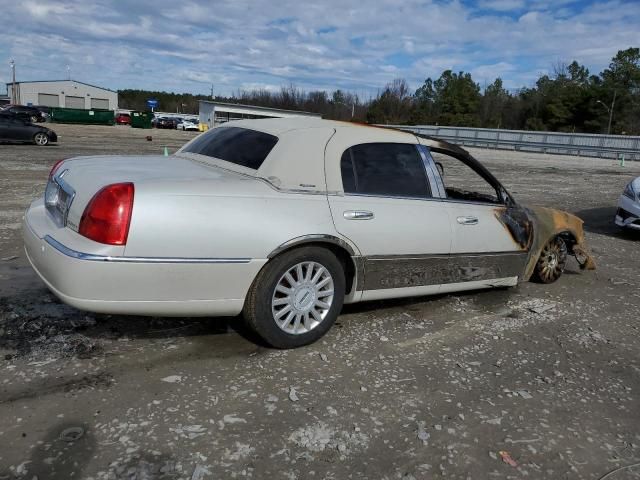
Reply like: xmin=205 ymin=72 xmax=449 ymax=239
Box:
xmin=182 ymin=126 xmax=278 ymax=170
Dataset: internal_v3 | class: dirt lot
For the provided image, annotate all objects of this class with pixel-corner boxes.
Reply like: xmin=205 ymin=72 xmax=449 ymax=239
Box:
xmin=1 ymin=123 xmax=640 ymax=480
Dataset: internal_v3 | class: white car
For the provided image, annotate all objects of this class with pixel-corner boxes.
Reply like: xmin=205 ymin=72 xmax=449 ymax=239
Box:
xmin=23 ymin=118 xmax=595 ymax=348
xmin=615 ymin=177 xmax=640 ymax=230
xmin=177 ymin=119 xmax=199 ymax=131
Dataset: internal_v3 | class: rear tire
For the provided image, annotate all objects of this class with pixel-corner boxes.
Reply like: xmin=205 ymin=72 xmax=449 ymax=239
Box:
xmin=243 ymin=247 xmax=345 ymax=348
xmin=532 ymin=236 xmax=567 ymax=283
xmin=33 ymin=132 xmax=49 ymax=146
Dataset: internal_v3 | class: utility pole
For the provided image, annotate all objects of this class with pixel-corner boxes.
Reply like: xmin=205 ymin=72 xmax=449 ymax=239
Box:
xmin=66 ymin=65 xmax=71 ymax=80
xmin=607 ymin=90 xmax=616 ymax=136
xmin=596 ymin=90 xmax=617 ymax=135
xmin=9 ymin=59 xmax=16 ymax=104
xmin=210 ymin=84 xmax=214 ymax=100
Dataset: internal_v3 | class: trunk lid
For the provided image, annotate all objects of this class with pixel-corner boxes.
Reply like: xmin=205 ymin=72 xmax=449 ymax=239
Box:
xmin=50 ymin=154 xmax=265 ymax=232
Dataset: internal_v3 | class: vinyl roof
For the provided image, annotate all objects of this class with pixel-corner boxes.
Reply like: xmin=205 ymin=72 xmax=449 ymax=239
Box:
xmin=221 ymin=117 xmax=417 ymax=140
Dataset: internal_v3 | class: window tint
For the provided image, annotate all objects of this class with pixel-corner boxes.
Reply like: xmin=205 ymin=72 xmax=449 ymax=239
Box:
xmin=183 ymin=126 xmax=278 ymax=170
xmin=340 ymin=143 xmax=430 ymax=198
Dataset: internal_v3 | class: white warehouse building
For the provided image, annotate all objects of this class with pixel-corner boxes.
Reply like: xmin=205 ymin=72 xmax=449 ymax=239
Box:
xmin=6 ymin=80 xmax=118 ymax=110
xmin=199 ymin=101 xmax=321 ymax=128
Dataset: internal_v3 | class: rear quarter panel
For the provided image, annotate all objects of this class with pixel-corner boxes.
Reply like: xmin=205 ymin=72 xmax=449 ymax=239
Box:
xmin=124 ymin=184 xmax=341 ymax=260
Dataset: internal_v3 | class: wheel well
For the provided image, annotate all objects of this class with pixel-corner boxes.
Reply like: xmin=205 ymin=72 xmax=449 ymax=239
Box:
xmin=558 ymin=231 xmax=578 ymax=251
xmin=269 ymin=242 xmax=357 ymax=295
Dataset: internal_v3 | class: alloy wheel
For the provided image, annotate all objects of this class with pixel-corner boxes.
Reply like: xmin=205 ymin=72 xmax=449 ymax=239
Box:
xmin=271 ymin=261 xmax=334 ymax=335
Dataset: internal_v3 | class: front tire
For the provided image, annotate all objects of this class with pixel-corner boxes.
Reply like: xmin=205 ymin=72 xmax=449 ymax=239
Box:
xmin=243 ymin=247 xmax=345 ymax=348
xmin=33 ymin=132 xmax=49 ymax=146
xmin=532 ymin=236 xmax=567 ymax=283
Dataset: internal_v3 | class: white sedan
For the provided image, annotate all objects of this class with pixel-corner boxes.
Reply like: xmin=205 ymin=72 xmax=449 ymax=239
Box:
xmin=177 ymin=119 xmax=199 ymax=131
xmin=23 ymin=118 xmax=595 ymax=348
xmin=614 ymin=177 xmax=640 ymax=230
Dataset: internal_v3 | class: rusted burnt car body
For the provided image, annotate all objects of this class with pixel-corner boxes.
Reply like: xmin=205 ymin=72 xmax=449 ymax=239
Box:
xmin=420 ymin=134 xmax=596 ymax=284
xmin=24 ymin=118 xmax=595 ymax=348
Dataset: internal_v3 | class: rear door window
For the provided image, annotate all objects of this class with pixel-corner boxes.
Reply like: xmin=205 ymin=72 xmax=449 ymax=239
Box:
xmin=340 ymin=143 xmax=431 ymax=198
xmin=183 ymin=127 xmax=278 ymax=170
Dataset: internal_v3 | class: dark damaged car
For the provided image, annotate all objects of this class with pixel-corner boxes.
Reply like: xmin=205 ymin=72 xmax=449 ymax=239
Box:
xmin=0 ymin=113 xmax=57 ymax=146
xmin=22 ymin=118 xmax=594 ymax=348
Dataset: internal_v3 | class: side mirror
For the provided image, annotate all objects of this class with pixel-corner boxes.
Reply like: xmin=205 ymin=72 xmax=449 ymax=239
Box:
xmin=435 ymin=161 xmax=444 ymax=177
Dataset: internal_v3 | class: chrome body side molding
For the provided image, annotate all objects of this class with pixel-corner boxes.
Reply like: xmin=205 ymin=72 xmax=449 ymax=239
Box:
xmin=44 ymin=235 xmax=251 ymax=264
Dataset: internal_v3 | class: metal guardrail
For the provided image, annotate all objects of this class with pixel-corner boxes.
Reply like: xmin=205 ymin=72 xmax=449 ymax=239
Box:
xmin=386 ymin=125 xmax=640 ymax=161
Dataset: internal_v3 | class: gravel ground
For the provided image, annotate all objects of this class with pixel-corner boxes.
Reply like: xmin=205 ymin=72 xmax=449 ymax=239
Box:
xmin=1 ymin=124 xmax=640 ymax=479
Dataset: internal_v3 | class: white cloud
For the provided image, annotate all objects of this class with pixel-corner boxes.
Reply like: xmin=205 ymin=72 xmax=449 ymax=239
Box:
xmin=0 ymin=0 xmax=638 ymax=96
xmin=478 ymin=0 xmax=525 ymax=11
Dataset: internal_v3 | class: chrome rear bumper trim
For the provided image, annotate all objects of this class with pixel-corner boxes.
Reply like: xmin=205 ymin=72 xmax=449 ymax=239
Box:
xmin=44 ymin=235 xmax=252 ymax=264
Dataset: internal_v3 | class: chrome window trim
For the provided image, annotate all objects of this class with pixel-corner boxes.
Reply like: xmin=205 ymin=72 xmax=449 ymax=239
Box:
xmin=44 ymin=235 xmax=251 ymax=264
xmin=416 ymin=145 xmax=446 ymax=198
xmin=337 ymin=192 xmax=442 ymax=202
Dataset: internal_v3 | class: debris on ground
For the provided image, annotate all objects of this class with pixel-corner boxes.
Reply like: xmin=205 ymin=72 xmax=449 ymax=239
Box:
xmin=288 ymin=387 xmax=299 ymax=402
xmin=516 ymin=390 xmax=533 ymax=399
xmin=190 ymin=464 xmax=210 ymax=480
xmin=526 ymin=299 xmax=556 ymax=314
xmin=59 ymin=426 xmax=84 ymax=442
xmin=499 ymin=450 xmax=518 ymax=467
xmin=416 ymin=422 xmax=430 ymax=444
xmin=161 ymin=375 xmax=183 ymax=383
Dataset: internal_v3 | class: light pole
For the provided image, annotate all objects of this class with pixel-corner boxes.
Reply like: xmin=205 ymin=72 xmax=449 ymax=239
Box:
xmin=9 ymin=59 xmax=16 ymax=104
xmin=596 ymin=90 xmax=616 ymax=135
xmin=335 ymin=101 xmax=355 ymax=119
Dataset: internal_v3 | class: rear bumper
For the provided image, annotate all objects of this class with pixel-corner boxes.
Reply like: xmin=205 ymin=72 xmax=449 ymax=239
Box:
xmin=615 ymin=195 xmax=640 ymax=230
xmin=23 ymin=201 xmax=266 ymax=316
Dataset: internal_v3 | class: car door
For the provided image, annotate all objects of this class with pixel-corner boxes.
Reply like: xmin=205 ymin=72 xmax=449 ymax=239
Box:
xmin=422 ymin=144 xmax=528 ymax=292
xmin=0 ymin=117 xmax=11 ymax=141
xmin=9 ymin=118 xmax=33 ymax=141
xmin=325 ymin=129 xmax=452 ymax=301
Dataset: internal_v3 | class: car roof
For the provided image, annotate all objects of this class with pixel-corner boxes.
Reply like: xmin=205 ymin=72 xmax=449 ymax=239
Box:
xmin=224 ymin=117 xmax=415 ymax=139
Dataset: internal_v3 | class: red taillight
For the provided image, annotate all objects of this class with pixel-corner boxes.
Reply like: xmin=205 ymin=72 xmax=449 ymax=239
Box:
xmin=49 ymin=159 xmax=65 ymax=179
xmin=79 ymin=183 xmax=134 ymax=245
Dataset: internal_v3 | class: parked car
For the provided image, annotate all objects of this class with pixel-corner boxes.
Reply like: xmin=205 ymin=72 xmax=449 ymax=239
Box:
xmin=23 ymin=118 xmax=595 ymax=348
xmin=35 ymin=105 xmax=51 ymax=118
xmin=154 ymin=116 xmax=178 ymax=129
xmin=0 ymin=109 xmax=32 ymax=123
xmin=1 ymin=104 xmax=46 ymax=123
xmin=177 ymin=118 xmax=199 ymax=131
xmin=614 ymin=176 xmax=640 ymax=230
xmin=0 ymin=115 xmax=57 ymax=145
xmin=115 ymin=113 xmax=131 ymax=125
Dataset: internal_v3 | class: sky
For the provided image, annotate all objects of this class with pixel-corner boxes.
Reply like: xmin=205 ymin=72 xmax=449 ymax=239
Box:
xmin=1 ymin=0 xmax=639 ymax=97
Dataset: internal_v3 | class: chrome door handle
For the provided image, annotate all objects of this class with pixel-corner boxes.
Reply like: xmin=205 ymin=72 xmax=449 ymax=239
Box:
xmin=457 ymin=216 xmax=479 ymax=225
xmin=344 ymin=210 xmax=374 ymax=220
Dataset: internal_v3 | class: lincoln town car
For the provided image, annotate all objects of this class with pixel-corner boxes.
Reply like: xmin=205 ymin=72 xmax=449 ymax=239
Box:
xmin=23 ymin=118 xmax=595 ymax=348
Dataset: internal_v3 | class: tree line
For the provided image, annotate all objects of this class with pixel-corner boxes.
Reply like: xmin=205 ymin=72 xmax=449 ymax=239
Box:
xmin=118 ymin=47 xmax=640 ymax=135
